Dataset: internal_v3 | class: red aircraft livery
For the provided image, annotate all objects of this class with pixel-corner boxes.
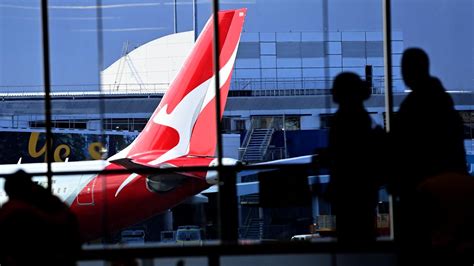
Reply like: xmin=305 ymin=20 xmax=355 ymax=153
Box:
xmin=0 ymin=9 xmax=246 ymax=241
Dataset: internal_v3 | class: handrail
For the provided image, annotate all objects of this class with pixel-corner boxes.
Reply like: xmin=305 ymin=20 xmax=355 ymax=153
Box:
xmin=261 ymin=128 xmax=275 ymax=160
xmin=0 ymin=76 xmax=414 ymax=96
xmin=241 ymin=129 xmax=254 ymax=154
xmin=240 ymin=207 xmax=261 ymax=239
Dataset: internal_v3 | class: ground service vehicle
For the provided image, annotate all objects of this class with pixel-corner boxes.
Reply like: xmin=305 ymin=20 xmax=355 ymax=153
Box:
xmin=176 ymin=225 xmax=203 ymax=245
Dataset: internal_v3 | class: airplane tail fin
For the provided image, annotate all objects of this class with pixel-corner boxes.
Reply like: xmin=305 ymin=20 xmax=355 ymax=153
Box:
xmin=109 ymin=9 xmax=246 ymax=165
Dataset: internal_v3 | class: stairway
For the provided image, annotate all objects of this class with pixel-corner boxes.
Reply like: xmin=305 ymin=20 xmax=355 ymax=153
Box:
xmin=241 ymin=218 xmax=264 ymax=240
xmin=240 ymin=128 xmax=274 ymax=163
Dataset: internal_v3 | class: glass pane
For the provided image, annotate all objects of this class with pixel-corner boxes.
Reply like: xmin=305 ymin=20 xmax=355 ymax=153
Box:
xmin=1 ymin=0 xmax=399 ymax=253
xmin=391 ymin=0 xmax=474 ymax=257
xmin=43 ymin=0 xmax=202 ymax=244
xmin=42 ymin=2 xmax=249 ymax=245
xmin=228 ymin=0 xmax=390 ymax=244
xmin=0 ymin=1 xmax=46 ymax=167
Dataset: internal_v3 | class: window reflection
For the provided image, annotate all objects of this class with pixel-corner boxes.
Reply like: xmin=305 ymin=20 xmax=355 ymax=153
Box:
xmin=0 ymin=1 xmax=471 ymax=260
xmin=1 ymin=0 xmax=389 ymax=246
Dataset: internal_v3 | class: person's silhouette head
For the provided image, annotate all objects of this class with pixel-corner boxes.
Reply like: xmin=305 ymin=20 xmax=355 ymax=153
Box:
xmin=332 ymin=72 xmax=371 ymax=106
xmin=4 ymin=170 xmax=34 ymax=200
xmin=401 ymin=48 xmax=430 ymax=89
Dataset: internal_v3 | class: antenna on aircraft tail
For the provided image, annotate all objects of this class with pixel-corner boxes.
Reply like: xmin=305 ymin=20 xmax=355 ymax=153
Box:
xmin=17 ymin=157 xmax=22 ymax=164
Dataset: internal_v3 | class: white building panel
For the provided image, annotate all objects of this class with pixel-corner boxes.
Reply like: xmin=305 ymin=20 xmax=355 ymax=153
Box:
xmin=101 ymin=31 xmax=194 ymax=94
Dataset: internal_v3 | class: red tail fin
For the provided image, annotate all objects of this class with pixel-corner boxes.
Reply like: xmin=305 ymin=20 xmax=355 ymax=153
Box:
xmin=110 ymin=9 xmax=246 ymax=165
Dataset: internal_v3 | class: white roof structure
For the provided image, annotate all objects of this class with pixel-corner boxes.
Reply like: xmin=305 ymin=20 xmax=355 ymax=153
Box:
xmin=101 ymin=31 xmax=194 ymax=94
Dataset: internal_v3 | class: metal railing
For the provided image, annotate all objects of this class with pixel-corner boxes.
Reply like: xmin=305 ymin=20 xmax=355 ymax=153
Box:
xmin=231 ymin=77 xmax=333 ymax=90
xmin=0 ymin=83 xmax=169 ymax=96
xmin=239 ymin=117 xmax=278 ymax=162
xmin=0 ymin=76 xmax=413 ymax=96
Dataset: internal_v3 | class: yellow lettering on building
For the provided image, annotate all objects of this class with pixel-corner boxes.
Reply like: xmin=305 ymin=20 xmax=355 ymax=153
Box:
xmin=54 ymin=144 xmax=71 ymax=162
xmin=28 ymin=132 xmax=47 ymax=158
xmin=29 ymin=132 xmax=72 ymax=162
xmin=89 ymin=142 xmax=104 ymax=160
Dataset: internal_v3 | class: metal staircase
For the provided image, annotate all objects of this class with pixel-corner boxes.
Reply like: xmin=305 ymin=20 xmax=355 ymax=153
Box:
xmin=240 ymin=128 xmax=274 ymax=163
xmin=239 ymin=205 xmax=263 ymax=239
xmin=243 ymin=218 xmax=264 ymax=239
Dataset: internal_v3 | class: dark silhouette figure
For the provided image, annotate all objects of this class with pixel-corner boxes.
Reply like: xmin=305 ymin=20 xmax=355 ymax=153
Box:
xmin=0 ymin=170 xmax=81 ymax=266
xmin=326 ymin=72 xmax=384 ymax=244
xmin=393 ymin=48 xmax=467 ymax=186
xmin=391 ymin=48 xmax=469 ymax=265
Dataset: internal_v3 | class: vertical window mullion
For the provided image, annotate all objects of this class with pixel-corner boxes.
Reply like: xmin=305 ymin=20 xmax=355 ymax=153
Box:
xmin=40 ymin=0 xmax=53 ymax=193
xmin=382 ymin=0 xmax=395 ymax=241
xmin=213 ymin=1 xmax=239 ymax=243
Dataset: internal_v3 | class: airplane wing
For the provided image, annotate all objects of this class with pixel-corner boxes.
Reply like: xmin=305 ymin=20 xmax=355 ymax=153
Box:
xmin=201 ymin=154 xmax=330 ymax=196
xmin=201 ymin=181 xmax=259 ymax=196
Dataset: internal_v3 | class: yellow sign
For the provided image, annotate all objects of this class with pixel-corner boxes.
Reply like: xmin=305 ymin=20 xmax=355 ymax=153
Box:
xmin=28 ymin=132 xmax=104 ymax=162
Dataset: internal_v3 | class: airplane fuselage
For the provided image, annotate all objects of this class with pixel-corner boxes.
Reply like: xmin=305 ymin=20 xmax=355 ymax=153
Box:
xmin=0 ymin=160 xmax=210 ymax=240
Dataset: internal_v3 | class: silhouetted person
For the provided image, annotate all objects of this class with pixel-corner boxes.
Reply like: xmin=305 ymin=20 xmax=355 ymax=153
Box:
xmin=326 ymin=72 xmax=384 ymax=244
xmin=394 ymin=48 xmax=467 ymax=185
xmin=391 ymin=48 xmax=468 ymax=265
xmin=0 ymin=170 xmax=81 ymax=266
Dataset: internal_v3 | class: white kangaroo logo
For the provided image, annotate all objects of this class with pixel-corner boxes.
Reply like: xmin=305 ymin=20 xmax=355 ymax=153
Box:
xmin=115 ymin=41 xmax=239 ymax=197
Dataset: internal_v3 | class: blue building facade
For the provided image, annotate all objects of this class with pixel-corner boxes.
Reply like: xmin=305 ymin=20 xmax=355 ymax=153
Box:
xmin=233 ymin=31 xmax=404 ymax=92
